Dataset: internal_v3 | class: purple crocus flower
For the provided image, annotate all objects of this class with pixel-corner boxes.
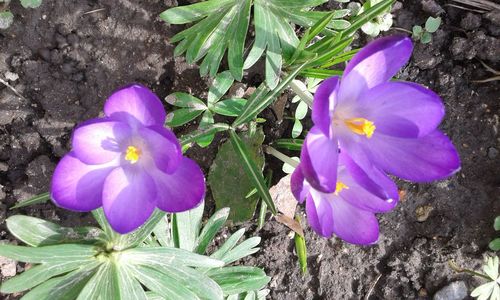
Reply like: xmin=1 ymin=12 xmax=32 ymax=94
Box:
xmin=302 ymin=35 xmax=460 ymax=193
xmin=50 ymin=84 xmax=205 ymax=234
xmin=291 ymin=153 xmax=398 ymax=244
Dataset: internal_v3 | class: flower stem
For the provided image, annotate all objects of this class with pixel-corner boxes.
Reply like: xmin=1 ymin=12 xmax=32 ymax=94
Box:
xmin=448 ymin=260 xmax=491 ymax=280
xmin=288 ymin=80 xmax=313 ymax=108
xmin=264 ymin=146 xmax=299 ymax=168
xmin=392 ymin=27 xmax=413 ymax=35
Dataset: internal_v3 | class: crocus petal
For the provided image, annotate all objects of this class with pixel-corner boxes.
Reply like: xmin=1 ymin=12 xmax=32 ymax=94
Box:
xmin=102 ymin=167 xmax=157 ymax=234
xmin=330 ymin=198 xmax=379 ymax=245
xmin=312 ymin=76 xmax=340 ymax=136
xmin=153 ymin=157 xmax=205 ymax=213
xmin=339 ymin=35 xmax=413 ymax=103
xmin=72 ymin=120 xmax=131 ymax=165
xmin=104 ymin=84 xmax=166 ymax=127
xmin=51 ymin=153 xmax=115 ymax=211
xmin=290 ymin=165 xmax=309 ymax=204
xmin=360 ymin=82 xmax=444 ymax=138
xmin=139 ymin=125 xmax=182 ymax=174
xmin=300 ymin=127 xmax=338 ymax=193
xmin=305 ymin=193 xmax=334 ymax=238
xmin=364 ymin=130 xmax=461 ymax=182
xmin=338 ymin=153 xmax=398 ymax=212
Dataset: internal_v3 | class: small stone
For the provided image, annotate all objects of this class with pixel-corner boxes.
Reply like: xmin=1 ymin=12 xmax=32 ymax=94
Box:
xmin=460 ymin=13 xmax=482 ymax=31
xmin=0 ymin=256 xmax=17 ymax=277
xmin=433 ymin=281 xmax=468 ymax=300
xmin=0 ymin=162 xmax=8 ymax=172
xmin=421 ymin=0 xmax=444 ymax=16
xmin=488 ymin=147 xmax=499 ymax=159
xmin=4 ymin=71 xmax=19 ymax=82
xmin=416 ymin=205 xmax=434 ymax=222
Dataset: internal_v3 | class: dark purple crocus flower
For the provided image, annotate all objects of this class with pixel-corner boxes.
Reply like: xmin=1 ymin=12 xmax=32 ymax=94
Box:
xmin=291 ymin=153 xmax=398 ymax=244
xmin=302 ymin=35 xmax=460 ymax=193
xmin=51 ymin=84 xmax=205 ymax=234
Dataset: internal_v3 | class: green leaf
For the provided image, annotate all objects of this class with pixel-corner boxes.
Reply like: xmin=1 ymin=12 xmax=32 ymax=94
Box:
xmin=76 ymin=262 xmax=119 ymax=300
xmin=6 ymin=215 xmax=105 ymax=247
xmin=208 ymin=71 xmax=235 ymax=105
xmin=22 ymin=261 xmax=101 ymax=300
xmin=412 ymin=25 xmax=423 ymax=39
xmin=115 ymin=263 xmax=148 ymax=300
xmin=0 ymin=11 xmax=14 ymax=30
xmin=166 ymin=108 xmax=205 ymax=127
xmin=145 ymin=291 xmax=165 ymax=300
xmin=160 ymin=0 xmax=234 ymax=24
xmin=292 ymin=119 xmax=303 ymax=138
xmin=0 ymin=260 xmax=92 ymax=293
xmin=92 ymin=208 xmax=120 ymax=243
xmin=20 ymin=0 xmax=42 ymax=8
xmin=209 ymin=128 xmax=271 ymax=222
xmin=165 ymin=92 xmax=206 ymax=109
xmin=294 ymin=218 xmax=307 ymax=274
xmin=295 ymin=101 xmax=308 ymax=120
xmin=489 ymin=238 xmax=500 ymax=251
xmin=421 ymin=32 xmax=432 ymax=44
xmin=211 ymin=228 xmax=246 ymax=260
xmin=494 ymin=216 xmax=500 ymax=231
xmin=212 ymin=98 xmax=247 ymax=117
xmin=195 ymin=208 xmax=230 ymax=254
xmin=171 ymin=203 xmax=204 ymax=251
xmin=342 ymin=0 xmax=394 ymax=38
xmin=196 ymin=110 xmax=215 ymax=148
xmin=10 ymin=192 xmax=50 ymax=209
xmin=282 ymin=157 xmax=300 ymax=174
xmin=273 ymin=138 xmax=303 ymax=151
xmin=206 ymin=266 xmax=270 ymax=296
xmin=0 ymin=244 xmax=98 ymax=264
xmin=220 ymin=237 xmax=261 ymax=265
xmin=305 ymin=12 xmax=336 ymax=44
xmin=233 ymin=60 xmax=309 ymax=127
xmin=121 ymin=246 xmax=224 ymax=268
xmin=129 ymin=265 xmax=224 ymax=300
xmin=425 ymin=16 xmax=441 ymax=33
xmin=179 ymin=123 xmax=230 ymax=149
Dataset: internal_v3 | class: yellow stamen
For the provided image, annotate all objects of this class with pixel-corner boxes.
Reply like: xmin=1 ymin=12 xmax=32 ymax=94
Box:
xmin=334 ymin=181 xmax=349 ymax=195
xmin=125 ymin=146 xmax=141 ymax=164
xmin=344 ymin=118 xmax=376 ymax=138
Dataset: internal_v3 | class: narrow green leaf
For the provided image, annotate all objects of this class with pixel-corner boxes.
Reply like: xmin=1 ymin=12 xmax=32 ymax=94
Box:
xmin=179 ymin=123 xmax=230 ymax=148
xmin=195 ymin=208 xmax=230 ymax=254
xmin=145 ymin=291 xmax=165 ymax=300
xmin=166 ymin=108 xmax=205 ymax=127
xmin=92 ymin=208 xmax=120 ymax=243
xmin=1 ymin=260 xmax=91 ymax=293
xmin=211 ymin=228 xmax=245 ymax=260
xmin=121 ymin=246 xmax=224 ymax=268
xmin=273 ymin=138 xmax=303 ymax=151
xmin=10 ymin=192 xmax=50 ymax=209
xmin=233 ymin=60 xmax=309 ymax=127
xmin=221 ymin=237 xmax=261 ymax=265
xmin=212 ymin=98 xmax=247 ymax=117
xmin=0 ymin=244 xmax=98 ymax=264
xmin=306 ymin=12 xmax=335 ymax=44
xmin=196 ymin=110 xmax=215 ymax=148
xmin=115 ymin=262 xmax=148 ymax=300
xmin=6 ymin=215 xmax=105 ymax=247
xmin=208 ymin=71 xmax=235 ymax=105
xmin=21 ymin=261 xmax=101 ymax=300
xmin=76 ymin=262 xmax=119 ymax=300
xmin=257 ymin=200 xmax=268 ymax=230
xmin=128 ymin=265 xmax=202 ymax=300
xmin=171 ymin=203 xmax=204 ymax=251
xmin=294 ymin=219 xmax=307 ymax=274
xmin=299 ymin=68 xmax=343 ymax=79
xmin=228 ymin=0 xmax=252 ymax=80
xmin=165 ymin=92 xmax=206 ymax=109
xmin=206 ymin=266 xmax=270 ymax=296
xmin=160 ymin=0 xmax=233 ymax=24
xmin=229 ymin=130 xmax=276 ymax=215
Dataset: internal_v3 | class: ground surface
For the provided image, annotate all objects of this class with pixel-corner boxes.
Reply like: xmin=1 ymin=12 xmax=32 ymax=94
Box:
xmin=0 ymin=0 xmax=499 ymax=299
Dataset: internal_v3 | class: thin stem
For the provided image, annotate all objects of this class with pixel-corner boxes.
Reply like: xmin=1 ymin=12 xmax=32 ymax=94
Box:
xmin=448 ymin=260 xmax=492 ymax=280
xmin=288 ymin=80 xmax=313 ymax=108
xmin=391 ymin=27 xmax=413 ymax=34
xmin=265 ymin=146 xmax=299 ymax=168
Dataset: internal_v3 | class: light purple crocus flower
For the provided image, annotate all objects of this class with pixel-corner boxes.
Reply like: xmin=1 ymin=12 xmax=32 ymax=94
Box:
xmin=302 ymin=35 xmax=460 ymax=194
xmin=51 ymin=84 xmax=205 ymax=234
xmin=291 ymin=153 xmax=398 ymax=244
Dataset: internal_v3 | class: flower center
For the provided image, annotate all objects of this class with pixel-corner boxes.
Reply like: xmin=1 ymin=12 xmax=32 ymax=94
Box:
xmin=125 ymin=146 xmax=141 ymax=164
xmin=344 ymin=118 xmax=376 ymax=138
xmin=334 ymin=181 xmax=349 ymax=195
